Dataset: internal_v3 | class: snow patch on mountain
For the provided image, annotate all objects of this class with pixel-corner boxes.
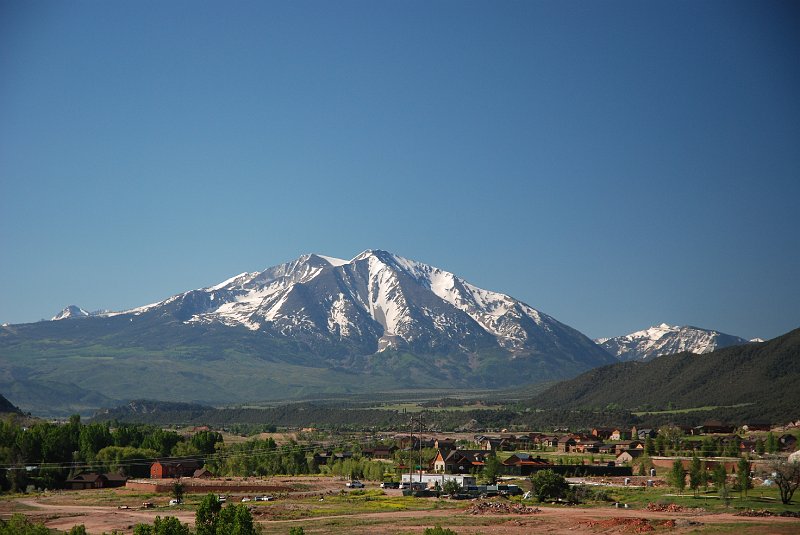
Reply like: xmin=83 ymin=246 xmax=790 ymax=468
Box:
xmin=47 ymin=250 xmax=615 ymax=372
xmin=597 ymin=323 xmax=750 ymax=361
xmin=52 ymin=305 xmax=90 ymax=321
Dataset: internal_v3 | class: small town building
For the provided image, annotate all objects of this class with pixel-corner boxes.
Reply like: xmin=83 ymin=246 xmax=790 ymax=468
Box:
xmin=401 ymin=472 xmax=476 ymax=489
xmin=502 ymin=453 xmax=551 ymax=476
xmin=616 ymin=450 xmax=644 ymax=465
xmin=442 ymin=450 xmax=491 ymax=473
xmin=66 ymin=472 xmax=127 ymax=490
xmin=150 ymin=459 xmax=201 ymax=479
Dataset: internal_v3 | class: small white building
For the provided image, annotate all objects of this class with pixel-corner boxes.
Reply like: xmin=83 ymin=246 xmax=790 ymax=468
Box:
xmin=401 ymin=473 xmax=476 ymax=489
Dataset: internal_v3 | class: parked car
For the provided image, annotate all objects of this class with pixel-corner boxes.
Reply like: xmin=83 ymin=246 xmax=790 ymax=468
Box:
xmin=217 ymin=495 xmax=227 ymax=503
xmin=241 ymin=497 xmax=251 ymax=502
xmin=142 ymin=502 xmax=154 ymax=509
xmin=255 ymin=495 xmax=274 ymax=501
xmin=169 ymin=499 xmax=182 ymax=506
xmin=345 ymin=480 xmax=365 ymax=488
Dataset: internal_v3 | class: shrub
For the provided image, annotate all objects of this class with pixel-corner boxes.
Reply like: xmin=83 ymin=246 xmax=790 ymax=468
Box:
xmin=423 ymin=526 xmax=458 ymax=535
xmin=530 ymin=469 xmax=569 ymax=502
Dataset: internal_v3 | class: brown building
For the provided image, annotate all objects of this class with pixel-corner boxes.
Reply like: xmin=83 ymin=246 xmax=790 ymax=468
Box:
xmin=502 ymin=453 xmax=551 ymax=476
xmin=66 ymin=472 xmax=127 ymax=490
xmin=150 ymin=459 xmax=201 ymax=479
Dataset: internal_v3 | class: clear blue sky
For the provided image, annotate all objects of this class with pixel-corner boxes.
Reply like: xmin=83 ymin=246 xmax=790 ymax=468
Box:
xmin=1 ymin=0 xmax=798 ymax=341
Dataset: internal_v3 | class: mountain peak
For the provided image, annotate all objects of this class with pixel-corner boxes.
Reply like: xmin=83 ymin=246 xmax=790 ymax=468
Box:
xmin=598 ymin=324 xmax=750 ymax=361
xmin=351 ymin=249 xmax=397 ymax=262
xmin=52 ymin=305 xmax=90 ymax=321
xmin=104 ymin=250 xmax=614 ymax=372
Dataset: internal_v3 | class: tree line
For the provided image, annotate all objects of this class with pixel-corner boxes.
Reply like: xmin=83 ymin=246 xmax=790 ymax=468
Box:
xmin=0 ymin=415 xmax=222 ymax=491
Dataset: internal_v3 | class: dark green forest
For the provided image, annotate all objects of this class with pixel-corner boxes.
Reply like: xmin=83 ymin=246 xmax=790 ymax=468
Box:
xmin=527 ymin=327 xmax=800 ymax=417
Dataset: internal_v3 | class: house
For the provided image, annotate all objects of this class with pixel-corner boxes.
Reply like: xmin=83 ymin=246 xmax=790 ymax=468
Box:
xmin=598 ymin=444 xmax=616 ymax=455
xmin=573 ymin=440 xmax=604 ymax=454
xmin=361 ymin=445 xmax=396 ymax=459
xmin=635 ymin=429 xmax=657 ymax=440
xmin=615 ymin=450 xmax=644 ymax=465
xmin=479 ymin=437 xmax=504 ymax=451
xmin=65 ymin=472 xmax=127 ymax=490
xmin=694 ymin=421 xmax=736 ymax=435
xmin=502 ymin=453 xmax=551 ymax=476
xmin=433 ymin=438 xmax=456 ymax=453
xmin=539 ymin=435 xmax=560 ymax=448
xmin=193 ymin=468 xmax=213 ymax=478
xmin=431 ymin=449 xmax=448 ymax=473
xmin=443 ymin=450 xmax=491 ymax=474
xmin=313 ymin=451 xmax=353 ymax=465
xmin=611 ymin=440 xmax=643 ymax=454
xmin=592 ymin=427 xmax=624 ymax=440
xmin=557 ymin=436 xmax=577 ymax=453
xmin=742 ymin=422 xmax=771 ymax=432
xmin=592 ymin=428 xmax=615 ymax=440
xmin=150 ymin=459 xmax=201 ymax=479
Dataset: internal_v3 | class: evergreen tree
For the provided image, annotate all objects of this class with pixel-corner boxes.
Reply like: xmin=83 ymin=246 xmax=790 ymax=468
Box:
xmin=688 ymin=456 xmax=703 ymax=497
xmin=766 ymin=432 xmax=778 ymax=454
xmin=644 ymin=436 xmax=655 ymax=456
xmin=737 ymin=457 xmax=751 ymax=498
xmin=669 ymin=459 xmax=686 ymax=493
xmin=654 ymin=435 xmax=666 ymax=456
xmin=699 ymin=438 xmax=713 ymax=457
xmin=712 ymin=464 xmax=726 ymax=488
xmin=481 ymin=455 xmax=501 ymax=484
xmin=171 ymin=481 xmax=184 ymax=503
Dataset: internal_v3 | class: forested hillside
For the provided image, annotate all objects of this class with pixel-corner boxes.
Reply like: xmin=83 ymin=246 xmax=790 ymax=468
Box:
xmin=528 ymin=327 xmax=800 ymax=414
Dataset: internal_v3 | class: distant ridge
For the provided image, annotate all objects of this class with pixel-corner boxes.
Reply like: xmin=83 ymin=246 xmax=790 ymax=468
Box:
xmin=596 ymin=323 xmax=750 ymax=361
xmin=530 ymin=327 xmax=798 ymax=415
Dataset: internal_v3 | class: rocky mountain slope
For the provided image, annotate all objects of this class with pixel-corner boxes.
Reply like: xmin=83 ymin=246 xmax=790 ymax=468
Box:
xmin=596 ymin=323 xmax=750 ymax=361
xmin=0 ymin=250 xmax=615 ymax=415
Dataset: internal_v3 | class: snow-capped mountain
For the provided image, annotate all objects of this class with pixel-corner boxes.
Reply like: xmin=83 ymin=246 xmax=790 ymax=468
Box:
xmin=3 ymin=250 xmax=618 ymax=412
xmin=98 ymin=249 xmax=614 ymax=364
xmin=52 ymin=305 xmax=91 ymax=321
xmin=596 ymin=323 xmax=751 ymax=361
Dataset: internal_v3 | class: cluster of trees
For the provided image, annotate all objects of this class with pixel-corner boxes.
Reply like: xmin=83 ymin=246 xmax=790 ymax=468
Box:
xmin=642 ymin=430 xmax=783 ymax=458
xmin=668 ymin=457 xmax=752 ymax=498
xmin=206 ymin=438 xmax=309 ymax=477
xmin=0 ymin=416 xmax=222 ymax=491
xmin=205 ymin=437 xmax=393 ymax=481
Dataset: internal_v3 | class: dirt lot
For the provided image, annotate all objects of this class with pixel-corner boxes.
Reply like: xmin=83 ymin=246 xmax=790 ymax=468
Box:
xmin=1 ymin=476 xmax=799 ymax=534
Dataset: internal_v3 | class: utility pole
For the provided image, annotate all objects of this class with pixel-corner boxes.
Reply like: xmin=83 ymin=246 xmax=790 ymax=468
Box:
xmin=418 ymin=413 xmax=424 ymax=483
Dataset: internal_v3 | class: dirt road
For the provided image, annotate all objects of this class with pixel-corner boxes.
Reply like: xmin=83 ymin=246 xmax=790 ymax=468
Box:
xmin=4 ymin=497 xmax=799 ymax=534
